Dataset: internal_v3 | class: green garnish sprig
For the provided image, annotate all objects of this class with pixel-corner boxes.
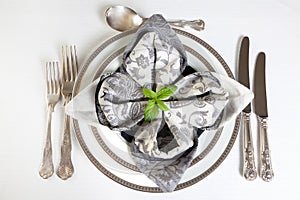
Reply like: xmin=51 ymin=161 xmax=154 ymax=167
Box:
xmin=142 ymin=85 xmax=177 ymax=122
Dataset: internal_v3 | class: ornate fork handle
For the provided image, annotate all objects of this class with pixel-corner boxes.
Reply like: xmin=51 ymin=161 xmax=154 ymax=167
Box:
xmin=56 ymin=96 xmax=74 ymax=180
xmin=258 ymin=116 xmax=274 ymax=182
xmin=242 ymin=112 xmax=257 ymax=180
xmin=168 ymin=19 xmax=205 ymax=31
xmin=39 ymin=104 xmax=54 ymax=179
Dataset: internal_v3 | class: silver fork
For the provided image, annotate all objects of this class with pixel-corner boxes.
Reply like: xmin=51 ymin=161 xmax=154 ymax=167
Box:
xmin=56 ymin=45 xmax=78 ymax=180
xmin=39 ymin=61 xmax=60 ymax=179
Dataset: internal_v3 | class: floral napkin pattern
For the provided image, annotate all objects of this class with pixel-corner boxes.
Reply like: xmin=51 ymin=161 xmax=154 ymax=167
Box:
xmin=66 ymin=14 xmax=253 ymax=192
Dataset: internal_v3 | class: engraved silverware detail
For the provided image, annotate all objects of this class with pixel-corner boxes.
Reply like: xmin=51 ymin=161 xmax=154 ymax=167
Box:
xmin=254 ymin=52 xmax=274 ymax=182
xmin=56 ymin=45 xmax=78 ymax=180
xmin=238 ymin=37 xmax=257 ymax=180
xmin=105 ymin=6 xmax=205 ymax=32
xmin=242 ymin=112 xmax=257 ymax=180
xmin=39 ymin=61 xmax=60 ymax=179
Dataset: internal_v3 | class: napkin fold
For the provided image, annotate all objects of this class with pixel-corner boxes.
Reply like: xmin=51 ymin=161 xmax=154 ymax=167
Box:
xmin=66 ymin=14 xmax=253 ymax=192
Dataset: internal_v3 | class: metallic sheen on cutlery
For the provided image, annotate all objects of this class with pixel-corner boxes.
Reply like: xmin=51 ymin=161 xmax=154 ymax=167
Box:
xmin=105 ymin=6 xmax=205 ymax=32
xmin=238 ymin=37 xmax=257 ymax=181
xmin=39 ymin=62 xmax=60 ymax=179
xmin=254 ymin=52 xmax=274 ymax=182
xmin=56 ymin=46 xmax=78 ymax=180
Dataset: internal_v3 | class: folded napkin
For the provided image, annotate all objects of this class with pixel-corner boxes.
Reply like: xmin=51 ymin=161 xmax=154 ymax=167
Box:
xmin=66 ymin=14 xmax=253 ymax=192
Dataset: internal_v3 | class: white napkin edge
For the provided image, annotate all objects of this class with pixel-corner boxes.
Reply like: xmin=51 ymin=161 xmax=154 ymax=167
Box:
xmin=65 ymin=77 xmax=101 ymax=127
xmin=213 ymin=73 xmax=254 ymax=128
xmin=65 ymin=72 xmax=253 ymax=130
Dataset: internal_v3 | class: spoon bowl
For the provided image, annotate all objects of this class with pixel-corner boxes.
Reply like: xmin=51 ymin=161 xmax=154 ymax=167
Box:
xmin=105 ymin=6 xmax=144 ymax=32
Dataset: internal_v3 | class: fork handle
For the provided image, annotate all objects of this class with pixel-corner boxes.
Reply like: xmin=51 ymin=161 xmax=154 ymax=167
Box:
xmin=56 ymin=111 xmax=74 ymax=180
xmin=39 ymin=105 xmax=54 ymax=179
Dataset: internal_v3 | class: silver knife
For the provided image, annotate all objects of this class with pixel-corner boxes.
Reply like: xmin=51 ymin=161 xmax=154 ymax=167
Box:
xmin=254 ymin=52 xmax=274 ymax=182
xmin=238 ymin=37 xmax=257 ymax=181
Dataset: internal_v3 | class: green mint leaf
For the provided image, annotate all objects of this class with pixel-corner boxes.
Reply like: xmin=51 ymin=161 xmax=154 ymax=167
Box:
xmin=143 ymin=88 xmax=157 ymax=99
xmin=157 ymin=85 xmax=177 ymax=100
xmin=143 ymin=85 xmax=176 ymax=122
xmin=144 ymin=100 xmax=159 ymax=122
xmin=156 ymin=100 xmax=169 ymax=111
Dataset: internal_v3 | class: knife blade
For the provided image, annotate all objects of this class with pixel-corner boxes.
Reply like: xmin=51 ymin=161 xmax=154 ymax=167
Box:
xmin=238 ymin=36 xmax=257 ymax=181
xmin=238 ymin=37 xmax=251 ymax=113
xmin=254 ymin=52 xmax=274 ymax=182
xmin=254 ymin=52 xmax=268 ymax=117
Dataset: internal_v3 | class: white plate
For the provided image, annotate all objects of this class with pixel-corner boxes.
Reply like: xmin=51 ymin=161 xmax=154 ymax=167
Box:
xmin=72 ymin=28 xmax=240 ymax=192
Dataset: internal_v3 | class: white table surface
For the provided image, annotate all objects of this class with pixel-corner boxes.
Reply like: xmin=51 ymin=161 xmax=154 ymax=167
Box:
xmin=1 ymin=0 xmax=300 ymax=199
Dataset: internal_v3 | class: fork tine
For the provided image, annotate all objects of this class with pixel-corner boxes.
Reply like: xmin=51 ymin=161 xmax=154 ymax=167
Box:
xmin=66 ymin=46 xmax=71 ymax=81
xmin=52 ymin=62 xmax=57 ymax=94
xmin=62 ymin=47 xmax=65 ymax=81
xmin=49 ymin=62 xmax=55 ymax=94
xmin=62 ymin=46 xmax=67 ymax=81
xmin=53 ymin=61 xmax=60 ymax=94
xmin=62 ymin=45 xmax=79 ymax=82
xmin=74 ymin=45 xmax=78 ymax=76
xmin=69 ymin=46 xmax=74 ymax=81
xmin=46 ymin=61 xmax=60 ymax=95
xmin=71 ymin=45 xmax=77 ymax=81
xmin=46 ymin=62 xmax=50 ymax=94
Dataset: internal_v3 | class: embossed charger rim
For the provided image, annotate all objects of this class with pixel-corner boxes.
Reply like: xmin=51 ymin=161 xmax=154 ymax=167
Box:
xmin=72 ymin=28 xmax=240 ymax=192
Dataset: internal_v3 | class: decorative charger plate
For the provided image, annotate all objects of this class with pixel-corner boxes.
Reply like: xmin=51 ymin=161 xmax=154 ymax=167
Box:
xmin=72 ymin=28 xmax=240 ymax=192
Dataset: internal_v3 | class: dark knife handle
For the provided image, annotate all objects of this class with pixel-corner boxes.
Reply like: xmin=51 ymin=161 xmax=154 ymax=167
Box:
xmin=242 ymin=112 xmax=257 ymax=180
xmin=258 ymin=116 xmax=274 ymax=182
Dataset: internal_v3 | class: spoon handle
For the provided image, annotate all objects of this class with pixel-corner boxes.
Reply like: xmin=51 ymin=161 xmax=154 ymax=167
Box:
xmin=168 ymin=19 xmax=205 ymax=31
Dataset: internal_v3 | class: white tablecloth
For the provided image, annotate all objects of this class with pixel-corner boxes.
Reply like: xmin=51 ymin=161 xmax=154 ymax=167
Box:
xmin=0 ymin=0 xmax=299 ymax=199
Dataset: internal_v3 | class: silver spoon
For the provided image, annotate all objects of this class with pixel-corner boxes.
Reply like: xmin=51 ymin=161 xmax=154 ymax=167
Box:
xmin=105 ymin=6 xmax=205 ymax=32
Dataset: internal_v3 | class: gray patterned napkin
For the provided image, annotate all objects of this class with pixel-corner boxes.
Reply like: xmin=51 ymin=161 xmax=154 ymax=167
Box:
xmin=66 ymin=15 xmax=253 ymax=192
